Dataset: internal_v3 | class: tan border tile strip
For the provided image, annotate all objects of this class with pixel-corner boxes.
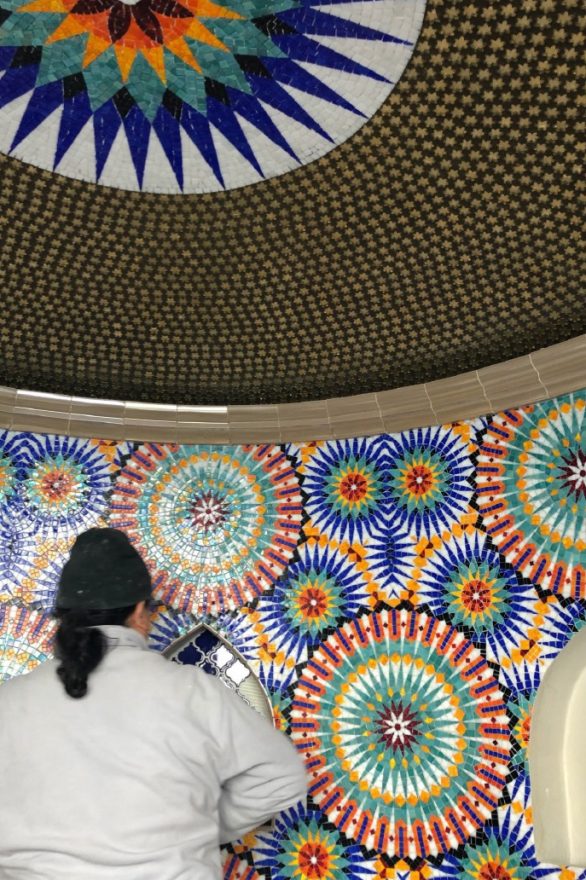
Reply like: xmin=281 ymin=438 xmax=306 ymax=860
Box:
xmin=0 ymin=335 xmax=584 ymax=444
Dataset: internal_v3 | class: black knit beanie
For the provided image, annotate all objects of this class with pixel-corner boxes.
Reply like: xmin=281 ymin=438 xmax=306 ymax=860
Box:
xmin=56 ymin=528 xmax=152 ymax=611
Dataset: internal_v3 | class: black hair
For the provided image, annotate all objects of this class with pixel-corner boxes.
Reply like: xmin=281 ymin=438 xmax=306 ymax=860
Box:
xmin=54 ymin=606 xmax=136 ymax=699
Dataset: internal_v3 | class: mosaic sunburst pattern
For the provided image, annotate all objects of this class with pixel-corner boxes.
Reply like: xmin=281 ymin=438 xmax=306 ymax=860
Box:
xmin=435 ymin=832 xmax=533 ymax=880
xmin=385 ymin=426 xmax=475 ymax=539
xmin=476 ymin=393 xmax=586 ymax=599
xmin=291 ymin=609 xmax=511 ymax=859
xmin=414 ymin=529 xmax=538 ymax=665
xmin=301 ymin=437 xmax=387 ymax=544
xmin=110 ymin=442 xmax=303 ymax=614
xmin=9 ymin=431 xmax=111 ymax=536
xmin=249 ymin=539 xmax=369 ymax=670
xmin=0 ymin=0 xmax=426 ymax=191
xmin=436 ymin=774 xmax=586 ymax=880
xmin=253 ymin=803 xmax=369 ymax=880
xmin=0 ymin=390 xmax=585 ymax=877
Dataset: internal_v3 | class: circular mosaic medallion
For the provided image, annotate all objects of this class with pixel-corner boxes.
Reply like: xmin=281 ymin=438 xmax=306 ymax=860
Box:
xmin=0 ymin=604 xmax=55 ymax=682
xmin=252 ymin=539 xmax=368 ymax=667
xmin=415 ymin=529 xmax=537 ymax=666
xmin=436 ymin=833 xmax=533 ymax=880
xmin=0 ymin=0 xmax=426 ymax=192
xmin=301 ymin=437 xmax=387 ymax=544
xmin=10 ymin=432 xmax=111 ymax=537
xmin=385 ymin=426 xmax=475 ymax=538
xmin=475 ymin=394 xmax=586 ymax=599
xmin=291 ymin=608 xmax=511 ymax=859
xmin=110 ymin=442 xmax=303 ymax=614
xmin=254 ymin=803 xmax=368 ymax=880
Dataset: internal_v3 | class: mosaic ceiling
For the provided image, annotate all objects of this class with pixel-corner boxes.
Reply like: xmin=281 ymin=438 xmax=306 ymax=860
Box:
xmin=0 ymin=0 xmax=583 ymax=404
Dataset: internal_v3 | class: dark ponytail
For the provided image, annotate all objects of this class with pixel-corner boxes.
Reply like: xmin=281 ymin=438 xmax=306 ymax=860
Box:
xmin=54 ymin=606 xmax=136 ymax=699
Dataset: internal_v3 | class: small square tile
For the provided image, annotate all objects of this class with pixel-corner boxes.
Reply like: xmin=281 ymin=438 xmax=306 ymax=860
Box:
xmin=178 ymin=405 xmax=229 ymax=424
xmin=175 ymin=423 xmax=230 ymax=444
xmin=229 ymin=424 xmax=282 ymax=445
xmin=530 ymin=337 xmax=586 ymax=398
xmin=68 ymin=415 xmax=126 ymax=440
xmin=329 ymin=412 xmax=384 ymax=439
xmin=124 ymin=402 xmax=178 ymax=423
xmin=10 ymin=411 xmax=70 ymax=435
xmin=228 ymin=405 xmax=279 ymax=425
xmin=326 ymin=393 xmax=379 ymax=418
xmin=70 ymin=397 xmax=125 ymax=420
xmin=376 ymin=383 xmax=432 ymax=416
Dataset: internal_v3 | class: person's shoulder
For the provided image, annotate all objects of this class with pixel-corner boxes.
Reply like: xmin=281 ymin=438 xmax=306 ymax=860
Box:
xmin=0 ymin=659 xmax=59 ymax=700
xmin=138 ymin=652 xmax=239 ymax=726
xmin=156 ymin=654 xmax=226 ymax=696
xmin=137 ymin=649 xmax=224 ymax=695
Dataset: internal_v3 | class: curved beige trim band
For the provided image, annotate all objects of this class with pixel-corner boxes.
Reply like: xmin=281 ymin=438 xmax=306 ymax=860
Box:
xmin=1 ymin=336 xmax=584 ymax=444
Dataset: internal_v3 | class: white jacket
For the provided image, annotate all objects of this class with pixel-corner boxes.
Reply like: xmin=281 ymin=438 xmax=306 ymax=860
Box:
xmin=0 ymin=626 xmax=307 ymax=879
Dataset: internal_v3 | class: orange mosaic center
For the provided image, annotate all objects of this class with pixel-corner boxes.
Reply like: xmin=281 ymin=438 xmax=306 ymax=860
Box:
xmin=461 ymin=578 xmax=493 ymax=613
xmin=297 ymin=841 xmax=331 ymax=879
xmin=338 ymin=472 xmax=369 ymax=504
xmin=406 ymin=464 xmax=434 ymax=496
xmin=298 ymin=586 xmax=329 ymax=619
xmin=21 ymin=0 xmax=242 ymax=80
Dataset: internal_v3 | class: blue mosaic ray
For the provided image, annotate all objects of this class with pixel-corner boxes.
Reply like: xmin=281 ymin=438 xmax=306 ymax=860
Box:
xmin=93 ymin=98 xmax=122 ymax=179
xmin=269 ymin=33 xmax=390 ymax=82
xmin=180 ymin=103 xmax=224 ymax=187
xmin=279 ymin=7 xmax=413 ymax=44
xmin=54 ymin=88 xmax=92 ymax=168
xmin=152 ymin=103 xmax=184 ymax=190
xmin=228 ymin=84 xmax=299 ymax=162
xmin=501 ymin=657 xmax=542 ymax=695
xmin=207 ymin=94 xmax=264 ymax=176
xmin=0 ymin=64 xmax=37 ymax=111
xmin=0 ymin=45 xmax=16 ymax=69
xmin=10 ymin=78 xmax=61 ymax=149
xmin=247 ymin=74 xmax=333 ymax=141
xmin=263 ymin=57 xmax=364 ymax=115
xmin=123 ymin=104 xmax=151 ymax=189
xmin=258 ymin=660 xmax=297 ymax=692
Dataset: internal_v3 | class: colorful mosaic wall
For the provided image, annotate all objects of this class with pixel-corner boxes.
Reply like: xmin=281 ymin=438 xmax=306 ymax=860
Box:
xmin=1 ymin=389 xmax=586 ymax=878
xmin=0 ymin=0 xmax=425 ymax=191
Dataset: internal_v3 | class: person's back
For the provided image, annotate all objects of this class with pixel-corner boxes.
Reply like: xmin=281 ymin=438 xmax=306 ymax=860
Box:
xmin=0 ymin=530 xmax=307 ymax=880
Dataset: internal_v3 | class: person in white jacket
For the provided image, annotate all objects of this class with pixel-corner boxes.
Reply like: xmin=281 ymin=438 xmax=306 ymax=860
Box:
xmin=0 ymin=528 xmax=308 ymax=880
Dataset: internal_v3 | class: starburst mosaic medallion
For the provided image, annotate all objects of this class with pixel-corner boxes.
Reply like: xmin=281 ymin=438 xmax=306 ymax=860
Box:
xmin=0 ymin=0 xmax=426 ymax=190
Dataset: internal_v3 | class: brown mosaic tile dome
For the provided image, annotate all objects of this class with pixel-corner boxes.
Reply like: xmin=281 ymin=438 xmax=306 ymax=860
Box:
xmin=0 ymin=0 xmax=584 ymax=406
